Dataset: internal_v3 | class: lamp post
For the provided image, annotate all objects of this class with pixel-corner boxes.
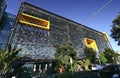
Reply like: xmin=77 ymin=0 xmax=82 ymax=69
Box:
xmin=112 ymin=57 xmax=115 ymax=64
xmin=70 ymin=58 xmax=73 ymax=75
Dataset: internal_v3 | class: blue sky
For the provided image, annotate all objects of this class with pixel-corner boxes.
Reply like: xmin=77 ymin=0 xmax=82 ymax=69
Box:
xmin=5 ymin=0 xmax=120 ymax=51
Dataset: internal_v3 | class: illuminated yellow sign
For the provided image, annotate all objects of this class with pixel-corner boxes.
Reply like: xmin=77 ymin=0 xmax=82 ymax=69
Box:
xmin=18 ymin=13 xmax=50 ymax=30
xmin=84 ymin=38 xmax=98 ymax=52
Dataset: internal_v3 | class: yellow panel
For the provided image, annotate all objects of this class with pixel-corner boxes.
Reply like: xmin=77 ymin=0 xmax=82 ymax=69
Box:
xmin=102 ymin=32 xmax=109 ymax=42
xmin=84 ymin=38 xmax=99 ymax=52
xmin=19 ymin=20 xmax=50 ymax=30
xmin=18 ymin=13 xmax=50 ymax=30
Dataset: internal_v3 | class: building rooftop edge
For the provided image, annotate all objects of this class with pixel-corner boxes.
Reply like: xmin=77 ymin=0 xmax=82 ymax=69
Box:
xmin=22 ymin=2 xmax=103 ymax=35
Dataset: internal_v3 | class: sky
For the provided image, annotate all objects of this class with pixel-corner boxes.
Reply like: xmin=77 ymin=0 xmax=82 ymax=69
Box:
xmin=5 ymin=0 xmax=120 ymax=52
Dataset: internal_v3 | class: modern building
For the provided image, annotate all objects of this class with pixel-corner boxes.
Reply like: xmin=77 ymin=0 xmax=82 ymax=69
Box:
xmin=0 ymin=12 xmax=16 ymax=50
xmin=0 ymin=0 xmax=6 ymax=21
xmin=0 ymin=0 xmax=7 ymax=34
xmin=8 ymin=2 xmax=111 ymax=62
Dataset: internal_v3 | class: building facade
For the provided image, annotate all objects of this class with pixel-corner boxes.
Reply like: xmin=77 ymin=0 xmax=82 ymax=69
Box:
xmin=8 ymin=2 xmax=111 ymax=61
xmin=0 ymin=12 xmax=16 ymax=50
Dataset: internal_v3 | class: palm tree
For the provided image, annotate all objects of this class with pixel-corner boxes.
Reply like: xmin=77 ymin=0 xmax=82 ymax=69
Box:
xmin=0 ymin=44 xmax=23 ymax=78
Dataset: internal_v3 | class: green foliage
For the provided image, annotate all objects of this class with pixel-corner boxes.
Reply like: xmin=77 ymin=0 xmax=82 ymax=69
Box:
xmin=111 ymin=13 xmax=120 ymax=45
xmin=99 ymin=53 xmax=108 ymax=64
xmin=83 ymin=47 xmax=97 ymax=70
xmin=84 ymin=47 xmax=96 ymax=63
xmin=100 ymin=48 xmax=119 ymax=64
xmin=54 ymin=42 xmax=77 ymax=72
xmin=69 ymin=61 xmax=78 ymax=72
xmin=82 ymin=58 xmax=90 ymax=71
xmin=0 ymin=44 xmax=24 ymax=78
xmin=54 ymin=72 xmax=75 ymax=78
xmin=52 ymin=60 xmax=60 ymax=73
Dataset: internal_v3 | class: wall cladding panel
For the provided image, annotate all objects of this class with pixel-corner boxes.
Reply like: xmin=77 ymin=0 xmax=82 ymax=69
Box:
xmin=10 ymin=2 xmax=110 ymax=60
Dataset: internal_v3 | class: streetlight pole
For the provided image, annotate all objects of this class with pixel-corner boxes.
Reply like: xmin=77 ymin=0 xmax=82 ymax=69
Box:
xmin=112 ymin=57 xmax=115 ymax=64
xmin=70 ymin=58 xmax=73 ymax=75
